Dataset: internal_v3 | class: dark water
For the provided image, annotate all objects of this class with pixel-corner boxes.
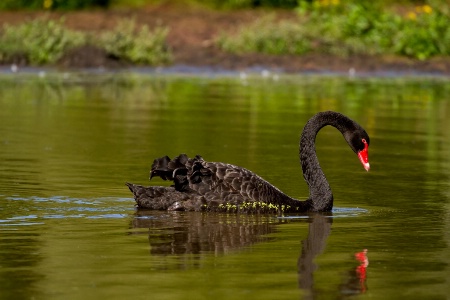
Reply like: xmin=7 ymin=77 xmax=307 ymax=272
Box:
xmin=0 ymin=72 xmax=449 ymax=300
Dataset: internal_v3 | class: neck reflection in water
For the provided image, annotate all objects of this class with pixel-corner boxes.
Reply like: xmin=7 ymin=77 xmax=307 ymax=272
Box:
xmin=131 ymin=211 xmax=368 ymax=297
xmin=297 ymin=214 xmax=368 ymax=298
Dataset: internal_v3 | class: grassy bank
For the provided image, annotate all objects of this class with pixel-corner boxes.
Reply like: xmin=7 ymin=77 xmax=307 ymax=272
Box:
xmin=218 ymin=1 xmax=450 ymax=60
xmin=0 ymin=1 xmax=449 ymax=68
xmin=0 ymin=18 xmax=172 ymax=66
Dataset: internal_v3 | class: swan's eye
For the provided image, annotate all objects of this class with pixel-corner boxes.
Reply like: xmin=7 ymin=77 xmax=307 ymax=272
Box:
xmin=360 ymin=138 xmax=369 ymax=152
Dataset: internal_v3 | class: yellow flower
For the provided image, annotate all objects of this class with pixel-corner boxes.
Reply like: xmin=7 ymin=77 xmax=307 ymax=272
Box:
xmin=406 ymin=11 xmax=417 ymax=20
xmin=43 ymin=0 xmax=52 ymax=9
xmin=317 ymin=0 xmax=339 ymax=6
xmin=422 ymin=5 xmax=433 ymax=14
xmin=416 ymin=5 xmax=433 ymax=14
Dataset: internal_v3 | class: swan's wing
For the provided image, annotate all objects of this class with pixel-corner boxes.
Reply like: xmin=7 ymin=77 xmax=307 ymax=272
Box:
xmin=201 ymin=161 xmax=263 ymax=200
xmin=150 ymin=154 xmax=261 ymax=202
xmin=139 ymin=154 xmax=298 ymax=212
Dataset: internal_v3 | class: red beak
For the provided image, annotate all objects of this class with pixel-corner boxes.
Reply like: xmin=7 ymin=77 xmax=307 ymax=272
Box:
xmin=358 ymin=140 xmax=370 ymax=171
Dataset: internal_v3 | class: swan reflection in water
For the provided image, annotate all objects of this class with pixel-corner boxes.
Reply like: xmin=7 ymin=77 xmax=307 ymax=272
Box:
xmin=297 ymin=214 xmax=369 ymax=298
xmin=131 ymin=211 xmax=277 ymax=255
xmin=132 ymin=211 xmax=368 ymax=296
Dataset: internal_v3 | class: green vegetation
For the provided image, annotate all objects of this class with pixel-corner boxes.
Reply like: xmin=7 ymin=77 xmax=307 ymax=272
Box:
xmin=200 ymin=0 xmax=299 ymax=9
xmin=0 ymin=18 xmax=171 ymax=66
xmin=217 ymin=1 xmax=450 ymax=60
xmin=0 ymin=18 xmax=84 ymax=64
xmin=0 ymin=0 xmax=109 ymax=10
xmin=298 ymin=1 xmax=450 ymax=60
xmin=99 ymin=20 xmax=172 ymax=65
xmin=0 ymin=0 xmax=296 ymax=10
xmin=217 ymin=16 xmax=311 ymax=55
xmin=0 ymin=0 xmax=438 ymax=10
xmin=0 ymin=1 xmax=449 ymax=65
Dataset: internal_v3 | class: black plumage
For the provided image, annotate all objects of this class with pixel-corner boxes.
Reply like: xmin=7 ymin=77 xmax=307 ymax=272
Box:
xmin=127 ymin=111 xmax=370 ymax=213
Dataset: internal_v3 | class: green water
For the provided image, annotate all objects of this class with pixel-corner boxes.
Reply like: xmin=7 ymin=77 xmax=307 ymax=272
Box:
xmin=0 ymin=72 xmax=449 ymax=300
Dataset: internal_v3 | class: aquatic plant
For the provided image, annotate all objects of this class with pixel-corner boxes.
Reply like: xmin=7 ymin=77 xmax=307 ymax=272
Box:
xmin=213 ymin=201 xmax=289 ymax=213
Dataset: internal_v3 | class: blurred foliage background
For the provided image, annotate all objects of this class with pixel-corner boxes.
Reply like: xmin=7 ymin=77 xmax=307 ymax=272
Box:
xmin=0 ymin=0 xmax=443 ymax=10
xmin=0 ymin=0 xmax=109 ymax=10
xmin=0 ymin=0 xmax=449 ymax=64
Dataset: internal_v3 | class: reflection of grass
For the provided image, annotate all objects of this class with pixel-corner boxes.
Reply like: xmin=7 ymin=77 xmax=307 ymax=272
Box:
xmin=0 ymin=17 xmax=172 ymax=66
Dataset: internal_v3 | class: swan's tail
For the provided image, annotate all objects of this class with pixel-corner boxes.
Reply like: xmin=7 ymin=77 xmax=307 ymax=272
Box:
xmin=126 ymin=182 xmax=190 ymax=210
xmin=127 ymin=154 xmax=214 ymax=210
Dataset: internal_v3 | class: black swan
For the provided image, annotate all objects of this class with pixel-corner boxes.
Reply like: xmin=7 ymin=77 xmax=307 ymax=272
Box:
xmin=127 ymin=111 xmax=370 ymax=213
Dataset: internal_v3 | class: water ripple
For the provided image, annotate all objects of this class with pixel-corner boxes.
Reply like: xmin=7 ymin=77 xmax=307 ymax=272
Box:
xmin=0 ymin=195 xmax=135 ymax=227
xmin=278 ymin=207 xmax=369 ymax=220
xmin=1 ymin=195 xmax=370 ymax=228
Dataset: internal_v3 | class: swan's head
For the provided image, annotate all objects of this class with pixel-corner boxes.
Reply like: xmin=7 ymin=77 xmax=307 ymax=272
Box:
xmin=347 ymin=129 xmax=370 ymax=171
xmin=357 ymin=138 xmax=370 ymax=171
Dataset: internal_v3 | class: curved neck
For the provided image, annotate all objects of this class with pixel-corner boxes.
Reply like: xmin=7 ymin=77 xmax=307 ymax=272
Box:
xmin=299 ymin=111 xmax=352 ymax=211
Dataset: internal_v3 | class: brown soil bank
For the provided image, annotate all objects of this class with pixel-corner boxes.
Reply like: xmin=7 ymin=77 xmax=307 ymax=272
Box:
xmin=1 ymin=3 xmax=450 ymax=75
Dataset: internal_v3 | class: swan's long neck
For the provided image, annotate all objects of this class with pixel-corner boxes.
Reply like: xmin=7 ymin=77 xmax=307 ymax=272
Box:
xmin=299 ymin=111 xmax=352 ymax=211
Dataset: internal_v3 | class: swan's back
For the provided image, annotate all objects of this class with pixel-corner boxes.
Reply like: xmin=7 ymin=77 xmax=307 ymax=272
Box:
xmin=127 ymin=154 xmax=298 ymax=213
